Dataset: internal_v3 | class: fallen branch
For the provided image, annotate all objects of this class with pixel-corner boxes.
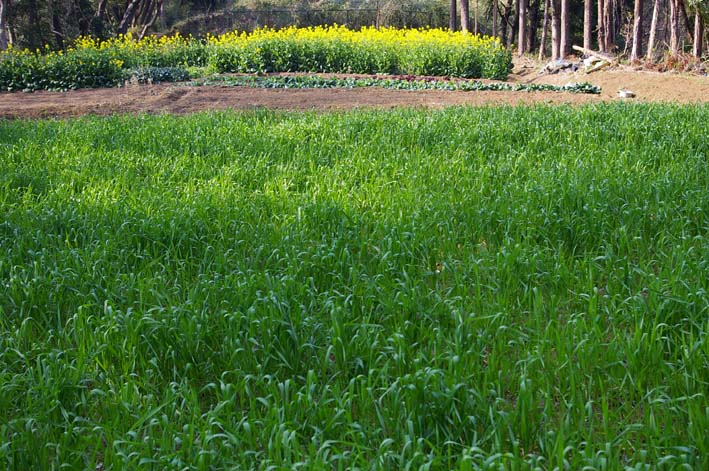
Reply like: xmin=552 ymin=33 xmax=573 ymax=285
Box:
xmin=572 ymin=45 xmax=618 ymax=63
xmin=585 ymin=60 xmax=610 ymax=74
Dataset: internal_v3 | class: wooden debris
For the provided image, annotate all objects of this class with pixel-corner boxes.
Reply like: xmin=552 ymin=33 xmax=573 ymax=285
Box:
xmin=572 ymin=45 xmax=618 ymax=63
xmin=585 ymin=59 xmax=611 ymax=74
xmin=572 ymin=45 xmax=619 ymax=75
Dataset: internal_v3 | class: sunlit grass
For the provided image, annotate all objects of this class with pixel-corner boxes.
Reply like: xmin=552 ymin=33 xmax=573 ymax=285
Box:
xmin=1 ymin=103 xmax=708 ymax=469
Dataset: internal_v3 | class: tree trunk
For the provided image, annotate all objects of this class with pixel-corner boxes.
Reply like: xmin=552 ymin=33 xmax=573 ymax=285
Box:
xmin=500 ymin=0 xmax=514 ymax=46
xmin=597 ymin=0 xmax=607 ymax=51
xmin=511 ymin=0 xmax=519 ymax=47
xmin=118 ymin=0 xmax=141 ymax=35
xmin=678 ymin=0 xmax=693 ymax=43
xmin=551 ymin=0 xmax=561 ymax=59
xmin=95 ymin=0 xmax=107 ymax=20
xmin=137 ymin=0 xmax=153 ymax=27
xmin=518 ymin=0 xmax=527 ymax=54
xmin=450 ymin=0 xmax=457 ymax=31
xmin=560 ymin=0 xmax=570 ymax=57
xmin=603 ymin=0 xmax=614 ymax=51
xmin=539 ymin=0 xmax=550 ymax=59
xmin=527 ymin=0 xmax=540 ymax=52
xmin=669 ymin=0 xmax=680 ymax=55
xmin=630 ymin=0 xmax=643 ymax=61
xmin=138 ymin=0 xmax=163 ymax=39
xmin=492 ymin=0 xmax=498 ymax=37
xmin=646 ymin=0 xmax=660 ymax=59
xmin=0 ymin=0 xmax=9 ymax=50
xmin=693 ymin=7 xmax=703 ymax=58
xmin=474 ymin=0 xmax=479 ymax=34
xmin=583 ymin=0 xmax=592 ymax=49
xmin=461 ymin=0 xmax=470 ymax=32
xmin=51 ymin=0 xmax=64 ymax=48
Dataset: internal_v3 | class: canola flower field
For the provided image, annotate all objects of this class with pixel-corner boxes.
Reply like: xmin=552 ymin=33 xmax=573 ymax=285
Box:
xmin=0 ymin=26 xmax=512 ymax=92
xmin=1 ymin=104 xmax=708 ymax=469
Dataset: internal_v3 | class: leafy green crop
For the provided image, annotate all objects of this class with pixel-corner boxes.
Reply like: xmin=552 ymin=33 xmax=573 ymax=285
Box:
xmin=193 ymin=74 xmax=602 ymax=94
xmin=1 ymin=104 xmax=708 ymax=469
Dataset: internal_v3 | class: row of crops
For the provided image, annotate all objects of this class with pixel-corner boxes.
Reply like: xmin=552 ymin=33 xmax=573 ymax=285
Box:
xmin=192 ymin=74 xmax=601 ymax=93
xmin=0 ymin=26 xmax=512 ymax=92
xmin=2 ymin=104 xmax=708 ymax=469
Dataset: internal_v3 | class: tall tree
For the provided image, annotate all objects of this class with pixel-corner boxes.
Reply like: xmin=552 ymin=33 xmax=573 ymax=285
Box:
xmin=474 ymin=0 xmax=479 ymax=34
xmin=492 ymin=0 xmax=499 ymax=37
xmin=551 ymin=0 xmax=561 ymax=58
xmin=461 ymin=0 xmax=470 ymax=32
xmin=539 ymin=0 xmax=550 ymax=59
xmin=0 ymin=0 xmax=10 ymax=50
xmin=450 ymin=0 xmax=457 ymax=31
xmin=679 ymin=0 xmax=693 ymax=43
xmin=603 ymin=0 xmax=614 ymax=50
xmin=646 ymin=0 xmax=661 ymax=59
xmin=630 ymin=0 xmax=644 ymax=60
xmin=118 ymin=0 xmax=141 ymax=34
xmin=583 ymin=0 xmax=592 ymax=49
xmin=51 ymin=0 xmax=63 ymax=48
xmin=669 ymin=0 xmax=680 ymax=55
xmin=527 ymin=0 xmax=540 ymax=52
xmin=598 ymin=0 xmax=607 ymax=51
xmin=519 ymin=0 xmax=528 ymax=54
xmin=691 ymin=2 xmax=703 ymax=58
xmin=560 ymin=0 xmax=570 ymax=56
xmin=500 ymin=0 xmax=515 ymax=46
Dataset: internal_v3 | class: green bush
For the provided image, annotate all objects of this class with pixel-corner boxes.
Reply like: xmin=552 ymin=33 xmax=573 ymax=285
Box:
xmin=0 ymin=48 xmax=124 ymax=91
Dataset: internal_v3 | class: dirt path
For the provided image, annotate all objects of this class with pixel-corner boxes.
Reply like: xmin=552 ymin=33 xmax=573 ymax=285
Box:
xmin=0 ymin=66 xmax=706 ymax=119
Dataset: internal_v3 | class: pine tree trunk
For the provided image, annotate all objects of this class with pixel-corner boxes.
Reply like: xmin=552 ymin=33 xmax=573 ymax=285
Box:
xmin=500 ymin=0 xmax=514 ymax=46
xmin=461 ymin=0 xmax=470 ymax=32
xmin=669 ymin=0 xmax=680 ymax=55
xmin=51 ymin=0 xmax=63 ymax=48
xmin=492 ymin=0 xmax=498 ymax=38
xmin=560 ymin=0 xmax=570 ymax=57
xmin=630 ymin=0 xmax=643 ymax=61
xmin=527 ymin=0 xmax=540 ymax=52
xmin=511 ymin=0 xmax=519 ymax=47
xmin=583 ymin=0 xmax=592 ymax=49
xmin=603 ymin=0 xmax=614 ymax=51
xmin=0 ymin=0 xmax=9 ymax=50
xmin=551 ymin=0 xmax=561 ymax=58
xmin=539 ymin=0 xmax=550 ymax=59
xmin=518 ymin=0 xmax=528 ymax=54
xmin=450 ymin=0 xmax=457 ymax=31
xmin=679 ymin=0 xmax=693 ymax=43
xmin=598 ymin=0 xmax=607 ymax=51
xmin=646 ymin=0 xmax=660 ymax=59
xmin=693 ymin=8 xmax=703 ymax=58
xmin=474 ymin=0 xmax=479 ymax=34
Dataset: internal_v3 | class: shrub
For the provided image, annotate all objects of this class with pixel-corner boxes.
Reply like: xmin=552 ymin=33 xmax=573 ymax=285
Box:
xmin=207 ymin=26 xmax=512 ymax=79
xmin=0 ymin=47 xmax=124 ymax=91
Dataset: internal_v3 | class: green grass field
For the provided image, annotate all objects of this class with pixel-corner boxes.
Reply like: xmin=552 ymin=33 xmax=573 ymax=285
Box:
xmin=1 ymin=104 xmax=708 ymax=469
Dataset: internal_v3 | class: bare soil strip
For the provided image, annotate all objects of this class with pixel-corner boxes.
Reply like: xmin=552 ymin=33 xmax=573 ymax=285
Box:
xmin=0 ymin=68 xmax=706 ymax=119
